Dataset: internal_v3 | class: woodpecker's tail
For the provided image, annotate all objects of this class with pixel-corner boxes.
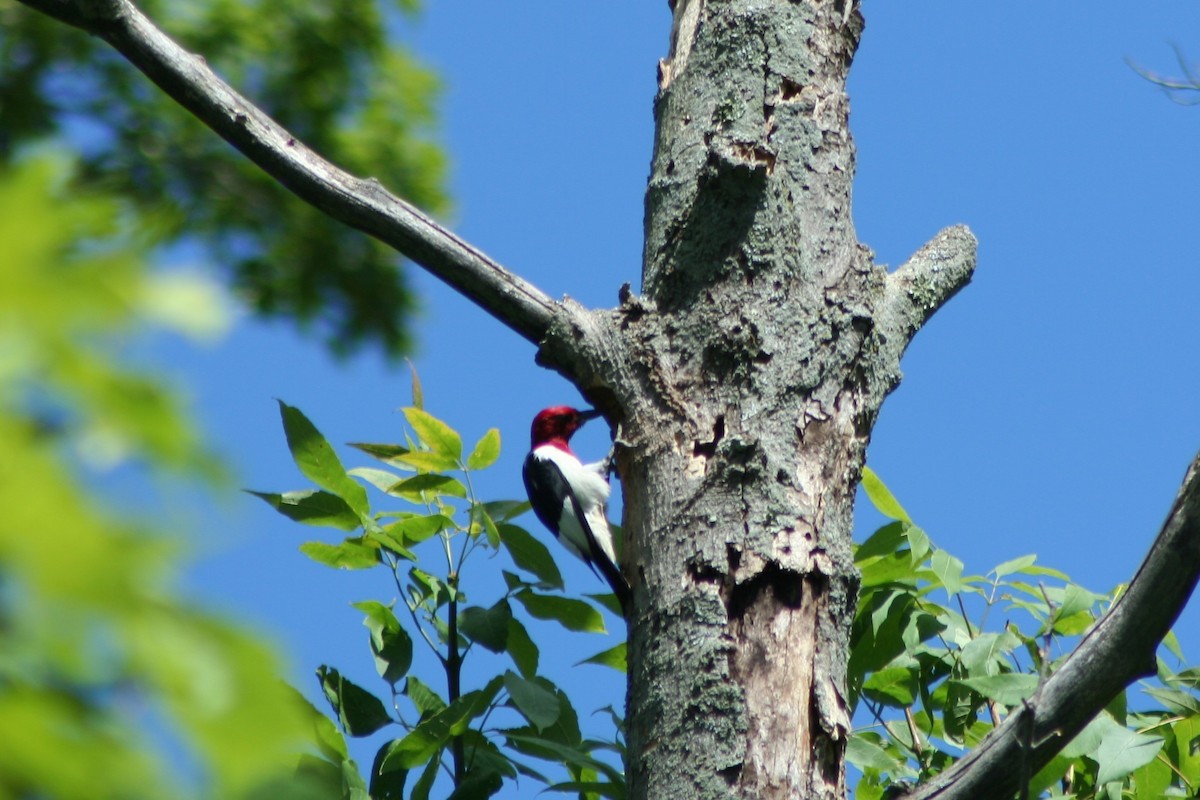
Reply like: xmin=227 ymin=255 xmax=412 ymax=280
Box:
xmin=592 ymin=551 xmax=631 ymax=617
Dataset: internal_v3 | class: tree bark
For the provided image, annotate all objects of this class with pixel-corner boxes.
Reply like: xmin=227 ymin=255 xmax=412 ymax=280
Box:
xmin=537 ymin=2 xmax=973 ymax=797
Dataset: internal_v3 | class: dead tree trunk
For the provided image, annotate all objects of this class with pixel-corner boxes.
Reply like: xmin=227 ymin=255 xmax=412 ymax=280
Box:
xmin=541 ymin=2 xmax=973 ymax=797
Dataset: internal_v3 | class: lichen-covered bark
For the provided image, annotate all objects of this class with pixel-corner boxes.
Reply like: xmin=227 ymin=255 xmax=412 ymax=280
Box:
xmin=593 ymin=1 xmax=880 ymax=798
xmin=538 ymin=2 xmax=972 ymax=798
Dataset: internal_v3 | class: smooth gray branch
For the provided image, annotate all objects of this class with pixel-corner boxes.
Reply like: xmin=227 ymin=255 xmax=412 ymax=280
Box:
xmin=881 ymin=224 xmax=978 ymax=347
xmin=909 ymin=451 xmax=1200 ymax=800
xmin=17 ymin=0 xmax=562 ymax=346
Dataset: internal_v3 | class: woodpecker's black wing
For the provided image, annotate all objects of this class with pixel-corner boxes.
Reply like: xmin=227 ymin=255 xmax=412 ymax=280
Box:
xmin=522 ymin=452 xmax=631 ymax=612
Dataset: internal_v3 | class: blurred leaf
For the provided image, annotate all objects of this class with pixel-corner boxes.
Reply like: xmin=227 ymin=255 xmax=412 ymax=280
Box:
xmin=861 ymin=467 xmax=911 ymax=523
xmin=316 ymin=666 xmax=393 ymax=737
xmin=402 ymin=407 xmax=462 ymax=461
xmin=300 ymin=538 xmax=380 ymax=570
xmin=504 ymin=671 xmax=562 ymax=731
xmin=467 ymin=428 xmax=502 ymax=470
xmin=279 ymin=401 xmax=370 ymax=518
xmin=352 ymin=601 xmax=413 ymax=685
xmin=506 ymin=617 xmax=540 ymax=678
xmin=514 ymin=590 xmax=606 ymax=634
xmin=459 ymin=601 xmax=512 ymax=653
xmin=249 ymin=489 xmax=362 ymax=530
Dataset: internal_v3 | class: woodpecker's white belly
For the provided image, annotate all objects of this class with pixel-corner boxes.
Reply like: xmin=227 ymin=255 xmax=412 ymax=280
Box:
xmin=530 ymin=445 xmax=616 ymax=565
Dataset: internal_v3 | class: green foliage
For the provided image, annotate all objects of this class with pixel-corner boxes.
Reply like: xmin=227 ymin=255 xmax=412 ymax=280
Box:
xmin=0 ymin=0 xmax=447 ymax=356
xmin=850 ymin=467 xmax=1200 ymax=799
xmin=259 ymin=400 xmax=625 ymax=799
xmin=0 ymin=152 xmax=316 ymax=798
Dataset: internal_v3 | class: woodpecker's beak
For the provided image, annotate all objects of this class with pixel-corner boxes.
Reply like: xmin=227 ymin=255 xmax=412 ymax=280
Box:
xmin=577 ymin=409 xmax=602 ymax=423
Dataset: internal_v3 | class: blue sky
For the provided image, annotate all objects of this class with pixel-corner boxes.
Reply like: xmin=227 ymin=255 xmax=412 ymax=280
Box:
xmin=151 ymin=2 xmax=1200 ymax=795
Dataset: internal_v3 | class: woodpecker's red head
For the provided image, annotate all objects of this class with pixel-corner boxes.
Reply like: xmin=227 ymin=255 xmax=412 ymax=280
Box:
xmin=530 ymin=406 xmax=600 ymax=451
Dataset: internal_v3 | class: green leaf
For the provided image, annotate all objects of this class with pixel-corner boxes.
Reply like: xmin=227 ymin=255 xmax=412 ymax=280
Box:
xmin=960 ymin=631 xmax=1021 ymax=677
xmin=930 ymin=549 xmax=965 ymax=597
xmin=542 ymin=781 xmax=626 ymax=799
xmin=953 ymin=674 xmax=1039 ymax=706
xmin=1172 ymin=715 xmax=1200 ymax=785
xmin=406 ymin=676 xmax=447 ymax=717
xmin=587 ymin=592 xmax=625 ymax=618
xmin=499 ymin=524 xmax=564 ymax=589
xmin=1163 ymin=629 xmax=1186 ymax=662
xmin=407 ymin=359 xmax=424 ymax=410
xmin=316 ymin=666 xmax=393 ymax=737
xmin=446 ymin=768 xmax=503 ymax=800
xmin=991 ymin=554 xmax=1037 ymax=577
xmin=578 ymin=642 xmax=627 ymax=672
xmin=476 ymin=505 xmax=502 ymax=547
xmin=1144 ymin=686 xmax=1200 ymax=716
xmin=300 ymin=538 xmax=380 ymax=570
xmin=459 ymin=601 xmax=512 ymax=653
xmin=392 ymin=449 xmax=461 ymax=473
xmin=504 ymin=670 xmax=562 ymax=731
xmin=506 ymin=617 xmax=540 ymax=678
xmin=860 ymin=466 xmax=912 ymax=523
xmin=348 ymin=442 xmax=412 ymax=465
xmin=846 ymin=732 xmax=906 ymax=773
xmin=279 ymin=401 xmax=370 ymax=518
xmin=408 ymin=753 xmax=441 ymax=800
xmin=352 ymin=601 xmax=413 ymax=685
xmin=467 ymin=428 xmax=502 ymax=470
xmin=370 ymin=740 xmax=408 ymax=800
xmin=863 ymin=665 xmax=918 ymax=707
xmin=249 ymin=489 xmax=362 ymax=530
xmin=1131 ymin=752 xmax=1174 ymax=800
xmin=504 ymin=735 xmax=623 ymax=784
xmin=514 ymin=590 xmax=606 ymax=634
xmin=484 ymin=500 xmax=532 ymax=522
xmin=1095 ymin=725 xmax=1164 ymax=784
xmin=384 ymin=514 xmax=454 ymax=545
xmin=381 ymin=677 xmax=503 ymax=771
xmin=904 ymin=525 xmax=931 ymax=565
xmin=855 ymin=521 xmax=909 ymax=562
xmin=387 ymin=473 xmax=467 ymax=500
xmin=402 ymin=407 xmax=462 ymax=461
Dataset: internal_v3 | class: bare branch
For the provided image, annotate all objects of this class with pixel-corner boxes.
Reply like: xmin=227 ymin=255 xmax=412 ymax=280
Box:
xmin=881 ymin=225 xmax=978 ymax=347
xmin=908 ymin=451 xmax=1200 ymax=800
xmin=17 ymin=0 xmax=564 ymax=345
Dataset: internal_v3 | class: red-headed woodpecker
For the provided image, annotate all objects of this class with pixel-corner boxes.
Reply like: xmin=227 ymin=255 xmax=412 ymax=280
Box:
xmin=522 ymin=406 xmax=630 ymax=612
